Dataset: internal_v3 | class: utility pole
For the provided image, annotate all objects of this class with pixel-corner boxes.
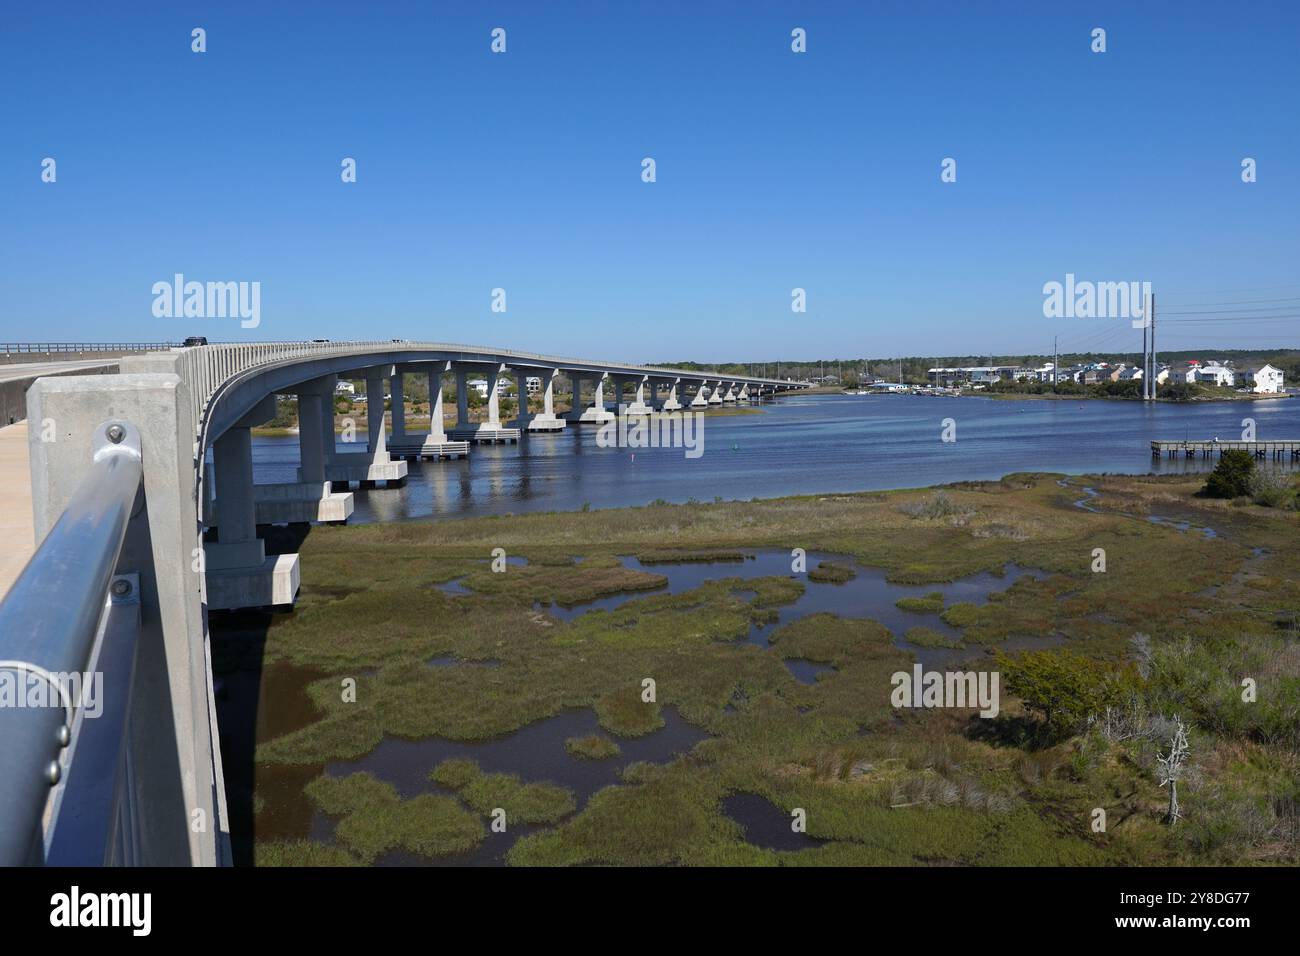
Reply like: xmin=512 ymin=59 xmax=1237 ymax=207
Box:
xmin=1150 ymin=293 xmax=1157 ymax=399
xmin=1053 ymin=335 xmax=1058 ymax=394
xmin=1142 ymin=297 xmax=1150 ymax=400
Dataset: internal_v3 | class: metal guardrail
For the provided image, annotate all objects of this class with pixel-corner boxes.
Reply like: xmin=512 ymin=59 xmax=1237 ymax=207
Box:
xmin=0 ymin=421 xmax=143 ymax=865
xmin=1 ymin=343 xmax=175 ymax=354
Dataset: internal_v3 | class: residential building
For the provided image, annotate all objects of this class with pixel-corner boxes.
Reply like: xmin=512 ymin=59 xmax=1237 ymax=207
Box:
xmin=1242 ymin=364 xmax=1285 ymax=394
xmin=1195 ymin=363 xmax=1235 ymax=387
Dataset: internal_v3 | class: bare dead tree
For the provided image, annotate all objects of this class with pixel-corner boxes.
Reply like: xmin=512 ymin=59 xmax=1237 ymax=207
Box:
xmin=1157 ymin=716 xmax=1190 ymax=825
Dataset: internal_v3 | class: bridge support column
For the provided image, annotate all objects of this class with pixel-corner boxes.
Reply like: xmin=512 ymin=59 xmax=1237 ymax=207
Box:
xmin=390 ymin=371 xmax=406 ymax=443
xmin=625 ymin=375 xmax=652 ymax=416
xmin=485 ymin=365 xmax=502 ymax=430
xmin=249 ymin=380 xmax=355 ymax=523
xmin=448 ymin=364 xmax=520 ymax=443
xmin=564 ymin=373 xmax=586 ymax=423
xmin=522 ymin=367 xmax=565 ymax=432
xmin=512 ymin=368 xmax=533 ymax=430
xmin=324 ymin=366 xmax=408 ymax=486
xmin=206 ymin=423 xmax=301 ymax=610
xmin=722 ymin=382 xmax=738 ymax=403
xmin=690 ymin=380 xmax=710 ymax=409
xmin=574 ymin=371 xmax=615 ymax=424
xmin=422 ymin=364 xmax=448 ymax=443
xmin=455 ymin=366 xmax=470 ymax=429
xmin=661 ymin=378 xmax=683 ymax=411
xmin=383 ymin=363 xmax=469 ymax=459
xmin=709 ymin=380 xmax=725 ymax=405
xmin=737 ymin=383 xmax=750 ymax=402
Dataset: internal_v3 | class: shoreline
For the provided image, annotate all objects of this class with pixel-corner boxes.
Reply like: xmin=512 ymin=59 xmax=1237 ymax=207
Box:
xmin=968 ymin=390 xmax=1292 ymax=403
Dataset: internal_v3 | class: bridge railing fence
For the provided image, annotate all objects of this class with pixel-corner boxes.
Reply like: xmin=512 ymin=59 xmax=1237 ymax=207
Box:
xmin=0 ymin=419 xmax=145 ymax=865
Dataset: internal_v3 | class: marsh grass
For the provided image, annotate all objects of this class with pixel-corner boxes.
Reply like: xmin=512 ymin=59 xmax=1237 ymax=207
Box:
xmin=304 ymin=772 xmax=483 ymax=863
xmin=240 ymin=472 xmax=1300 ymax=866
xmin=808 ymin=561 xmax=857 ymax=584
xmin=896 ymin=591 xmax=945 ymax=613
xmin=565 ymin=735 xmax=622 ymax=759
xmin=904 ymin=626 xmax=963 ymax=649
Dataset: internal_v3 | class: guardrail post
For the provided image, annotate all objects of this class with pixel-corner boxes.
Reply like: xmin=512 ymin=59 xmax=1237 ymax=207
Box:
xmin=26 ymin=371 xmax=227 ymax=866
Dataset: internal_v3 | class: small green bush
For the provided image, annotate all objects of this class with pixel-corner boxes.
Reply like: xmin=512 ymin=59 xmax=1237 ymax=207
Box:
xmin=1203 ymin=450 xmax=1255 ymax=499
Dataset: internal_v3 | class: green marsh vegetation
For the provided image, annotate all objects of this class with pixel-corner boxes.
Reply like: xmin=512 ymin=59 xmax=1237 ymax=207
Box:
xmin=235 ymin=472 xmax=1299 ymax=866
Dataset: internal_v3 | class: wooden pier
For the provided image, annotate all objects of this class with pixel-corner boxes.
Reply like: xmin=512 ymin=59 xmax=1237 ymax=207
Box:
xmin=446 ymin=426 xmax=521 ymax=445
xmin=1152 ymin=439 xmax=1300 ymax=460
xmin=387 ymin=438 xmax=470 ymax=460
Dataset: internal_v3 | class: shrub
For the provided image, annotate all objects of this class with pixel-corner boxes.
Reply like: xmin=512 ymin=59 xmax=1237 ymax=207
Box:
xmin=897 ymin=491 xmax=974 ymax=521
xmin=996 ymin=651 xmax=1140 ymax=741
xmin=1203 ymin=450 xmax=1255 ymax=499
xmin=1249 ymin=468 xmax=1297 ymax=509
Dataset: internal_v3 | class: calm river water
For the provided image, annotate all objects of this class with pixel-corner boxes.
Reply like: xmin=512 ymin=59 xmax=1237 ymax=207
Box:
xmin=251 ymin=394 xmax=1300 ymax=523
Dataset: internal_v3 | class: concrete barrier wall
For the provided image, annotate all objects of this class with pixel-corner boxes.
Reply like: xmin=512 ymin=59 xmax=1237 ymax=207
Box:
xmin=1 ymin=364 xmax=120 ymax=425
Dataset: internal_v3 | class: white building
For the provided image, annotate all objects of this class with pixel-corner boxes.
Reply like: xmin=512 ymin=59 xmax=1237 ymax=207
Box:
xmin=468 ymin=378 xmax=511 ymax=397
xmin=334 ymin=381 xmax=355 ymax=395
xmin=1195 ymin=363 xmax=1235 ymax=387
xmin=1242 ymin=364 xmax=1285 ymax=394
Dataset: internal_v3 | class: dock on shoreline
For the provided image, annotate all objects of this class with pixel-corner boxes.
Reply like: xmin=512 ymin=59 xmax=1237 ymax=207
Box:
xmin=1152 ymin=439 xmax=1300 ymax=460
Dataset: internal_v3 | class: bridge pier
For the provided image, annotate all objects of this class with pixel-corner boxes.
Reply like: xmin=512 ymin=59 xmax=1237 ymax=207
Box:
xmin=390 ymin=370 xmax=407 ymax=446
xmin=690 ymin=381 xmax=710 ymax=409
xmin=253 ymin=378 xmax=356 ymax=522
xmin=448 ymin=362 xmax=520 ymax=443
xmin=520 ymin=367 xmax=565 ymax=432
xmin=385 ymin=362 xmax=469 ymax=459
xmin=708 ymin=379 xmax=724 ymax=405
xmin=623 ymin=374 xmax=652 ymax=416
xmin=326 ymin=366 xmax=408 ymax=485
xmin=660 ymin=378 xmax=683 ymax=411
xmin=571 ymin=371 xmax=615 ymax=424
xmin=206 ymin=420 xmax=302 ymax=611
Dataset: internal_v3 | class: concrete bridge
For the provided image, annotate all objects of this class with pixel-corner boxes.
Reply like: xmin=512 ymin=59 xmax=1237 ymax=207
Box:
xmin=0 ymin=340 xmax=808 ymax=866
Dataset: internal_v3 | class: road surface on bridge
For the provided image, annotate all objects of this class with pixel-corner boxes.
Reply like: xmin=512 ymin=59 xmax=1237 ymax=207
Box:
xmin=0 ymin=359 xmax=118 ymax=383
xmin=0 ymin=422 xmax=34 ymax=601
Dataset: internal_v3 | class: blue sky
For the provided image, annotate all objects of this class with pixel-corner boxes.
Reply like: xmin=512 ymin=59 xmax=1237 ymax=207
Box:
xmin=4 ymin=1 xmax=1298 ymax=361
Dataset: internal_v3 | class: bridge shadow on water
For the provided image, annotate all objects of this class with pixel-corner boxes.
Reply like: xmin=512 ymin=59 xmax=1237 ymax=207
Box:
xmin=207 ymin=522 xmax=316 ymax=867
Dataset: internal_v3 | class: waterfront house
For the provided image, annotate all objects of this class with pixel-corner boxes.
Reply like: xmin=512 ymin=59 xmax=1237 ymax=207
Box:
xmin=1118 ymin=366 xmax=1143 ymax=381
xmin=1242 ymin=364 xmax=1285 ymax=393
xmin=334 ymin=381 xmax=355 ymax=395
xmin=1195 ymin=363 xmax=1235 ymax=387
